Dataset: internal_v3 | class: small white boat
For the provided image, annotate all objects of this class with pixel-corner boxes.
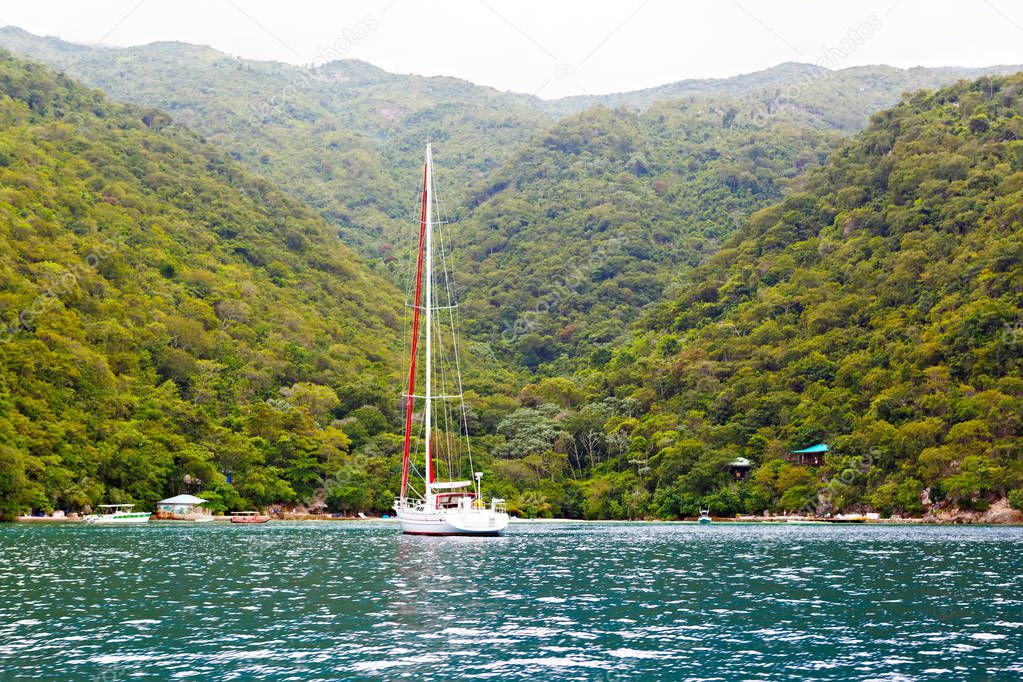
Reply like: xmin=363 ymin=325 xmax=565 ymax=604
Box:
xmin=83 ymin=504 xmax=151 ymax=525
xmin=698 ymin=510 xmax=712 ymax=525
xmin=393 ymin=145 xmax=508 ymax=537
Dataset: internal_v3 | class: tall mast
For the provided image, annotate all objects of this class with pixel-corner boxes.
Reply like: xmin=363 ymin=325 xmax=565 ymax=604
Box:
xmin=398 ymin=155 xmax=429 ymax=501
xmin=424 ymin=143 xmax=435 ymax=496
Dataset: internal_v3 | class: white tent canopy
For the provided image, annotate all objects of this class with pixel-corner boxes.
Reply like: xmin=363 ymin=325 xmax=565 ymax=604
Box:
xmin=430 ymin=481 xmax=472 ymax=490
xmin=158 ymin=494 xmax=207 ymax=505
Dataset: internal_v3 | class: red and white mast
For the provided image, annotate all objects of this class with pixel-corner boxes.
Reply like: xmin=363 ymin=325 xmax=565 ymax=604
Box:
xmin=399 ymin=145 xmax=433 ymax=502
xmin=392 ymin=144 xmax=509 ymax=535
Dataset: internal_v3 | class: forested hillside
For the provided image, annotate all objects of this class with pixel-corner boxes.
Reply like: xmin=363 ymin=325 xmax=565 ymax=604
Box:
xmin=0 ymin=53 xmax=402 ymax=517
xmin=0 ymin=27 xmax=553 ymax=258
xmin=9 ymin=26 xmax=1020 ymax=379
xmin=1 ymin=44 xmax=1020 ymax=522
xmin=2 ymin=26 xmax=1019 ymax=268
xmin=454 ymin=100 xmax=838 ymax=371
xmin=571 ymin=75 xmax=1023 ymax=518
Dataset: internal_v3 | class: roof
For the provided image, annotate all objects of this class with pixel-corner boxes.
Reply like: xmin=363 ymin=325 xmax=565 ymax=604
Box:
xmin=430 ymin=481 xmax=472 ymax=490
xmin=728 ymin=457 xmax=751 ymax=467
xmin=157 ymin=494 xmax=207 ymax=505
xmin=791 ymin=443 xmax=829 ymax=454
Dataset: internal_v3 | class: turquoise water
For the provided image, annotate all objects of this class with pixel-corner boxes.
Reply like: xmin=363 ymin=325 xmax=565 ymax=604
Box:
xmin=1 ymin=522 xmax=1021 ymax=680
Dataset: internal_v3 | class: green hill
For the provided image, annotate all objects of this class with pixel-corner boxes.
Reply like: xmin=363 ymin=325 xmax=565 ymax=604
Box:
xmin=0 ymin=27 xmax=554 ymax=259
xmin=2 ymin=25 xmax=1019 ymax=269
xmin=577 ymin=74 xmax=1023 ymax=518
xmin=453 ymin=100 xmax=839 ymax=372
xmin=307 ymin=73 xmax=1023 ymax=522
xmin=1 ymin=35 xmax=1021 ymax=521
xmin=0 ymin=52 xmax=403 ymax=518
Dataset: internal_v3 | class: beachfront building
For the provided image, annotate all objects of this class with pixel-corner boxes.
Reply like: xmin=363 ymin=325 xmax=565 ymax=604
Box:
xmin=155 ymin=494 xmax=211 ymax=521
xmin=790 ymin=443 xmax=828 ymax=467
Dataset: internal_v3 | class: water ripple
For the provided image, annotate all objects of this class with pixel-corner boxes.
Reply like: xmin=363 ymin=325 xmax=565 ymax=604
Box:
xmin=0 ymin=523 xmax=1021 ymax=680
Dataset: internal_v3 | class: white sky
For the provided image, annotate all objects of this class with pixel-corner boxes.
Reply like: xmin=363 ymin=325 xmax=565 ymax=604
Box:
xmin=1 ymin=0 xmax=1021 ymax=99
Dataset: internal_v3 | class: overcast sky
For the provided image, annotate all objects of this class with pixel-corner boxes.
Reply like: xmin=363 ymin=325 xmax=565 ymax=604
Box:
xmin=2 ymin=0 xmax=1021 ymax=99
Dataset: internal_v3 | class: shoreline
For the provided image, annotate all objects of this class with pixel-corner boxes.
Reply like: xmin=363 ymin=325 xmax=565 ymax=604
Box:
xmin=10 ymin=514 xmax=1023 ymax=526
xmin=11 ymin=499 xmax=1023 ymax=526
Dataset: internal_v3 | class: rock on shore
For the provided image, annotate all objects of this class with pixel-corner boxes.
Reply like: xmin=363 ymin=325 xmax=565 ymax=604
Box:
xmin=932 ymin=499 xmax=1023 ymax=524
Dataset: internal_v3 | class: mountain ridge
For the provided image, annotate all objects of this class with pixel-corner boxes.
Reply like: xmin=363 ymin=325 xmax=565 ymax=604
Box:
xmin=5 ymin=26 xmax=1019 ymax=113
xmin=2 ymin=25 xmax=1020 ymax=265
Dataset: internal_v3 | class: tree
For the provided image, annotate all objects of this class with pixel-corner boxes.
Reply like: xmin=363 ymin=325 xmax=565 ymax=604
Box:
xmin=0 ymin=446 xmax=37 ymax=519
xmin=494 ymin=404 xmax=566 ymax=459
xmin=281 ymin=382 xmax=341 ymax=426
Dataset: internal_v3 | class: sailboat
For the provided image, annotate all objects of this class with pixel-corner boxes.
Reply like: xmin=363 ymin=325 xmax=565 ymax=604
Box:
xmin=393 ymin=144 xmax=509 ymax=536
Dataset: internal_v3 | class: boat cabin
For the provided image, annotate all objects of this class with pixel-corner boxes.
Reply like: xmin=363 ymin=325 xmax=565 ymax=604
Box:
xmin=789 ymin=443 xmax=828 ymax=467
xmin=428 ymin=479 xmax=482 ymax=510
xmin=98 ymin=503 xmax=136 ymax=512
xmin=434 ymin=491 xmax=477 ymax=510
xmin=230 ymin=510 xmax=271 ymax=524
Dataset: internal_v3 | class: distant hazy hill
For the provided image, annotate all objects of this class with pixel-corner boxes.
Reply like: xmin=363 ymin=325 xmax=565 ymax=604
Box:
xmin=0 ymin=27 xmax=554 ymax=257
xmin=551 ymin=62 xmax=1023 ymax=128
xmin=0 ymin=52 xmax=402 ymax=517
xmin=1 ymin=26 xmax=1019 ymax=262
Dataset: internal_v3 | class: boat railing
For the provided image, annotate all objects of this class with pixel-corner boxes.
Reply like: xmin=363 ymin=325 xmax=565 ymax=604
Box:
xmin=492 ymin=498 xmax=506 ymax=513
xmin=394 ymin=497 xmax=426 ymax=513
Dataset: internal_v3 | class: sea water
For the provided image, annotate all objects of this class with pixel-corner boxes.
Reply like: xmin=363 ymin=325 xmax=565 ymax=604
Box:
xmin=1 ymin=522 xmax=1021 ymax=680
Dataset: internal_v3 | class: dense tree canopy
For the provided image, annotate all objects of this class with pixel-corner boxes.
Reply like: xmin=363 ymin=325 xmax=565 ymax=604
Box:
xmin=592 ymin=75 xmax=1023 ymax=517
xmin=0 ymin=53 xmax=401 ymax=516
xmin=453 ymin=101 xmax=838 ymax=371
xmin=0 ymin=46 xmax=1020 ymax=521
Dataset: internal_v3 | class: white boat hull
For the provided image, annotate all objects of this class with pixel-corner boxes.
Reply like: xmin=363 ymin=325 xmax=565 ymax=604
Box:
xmin=396 ymin=507 xmax=509 ymax=536
xmin=84 ymin=514 xmax=151 ymax=525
